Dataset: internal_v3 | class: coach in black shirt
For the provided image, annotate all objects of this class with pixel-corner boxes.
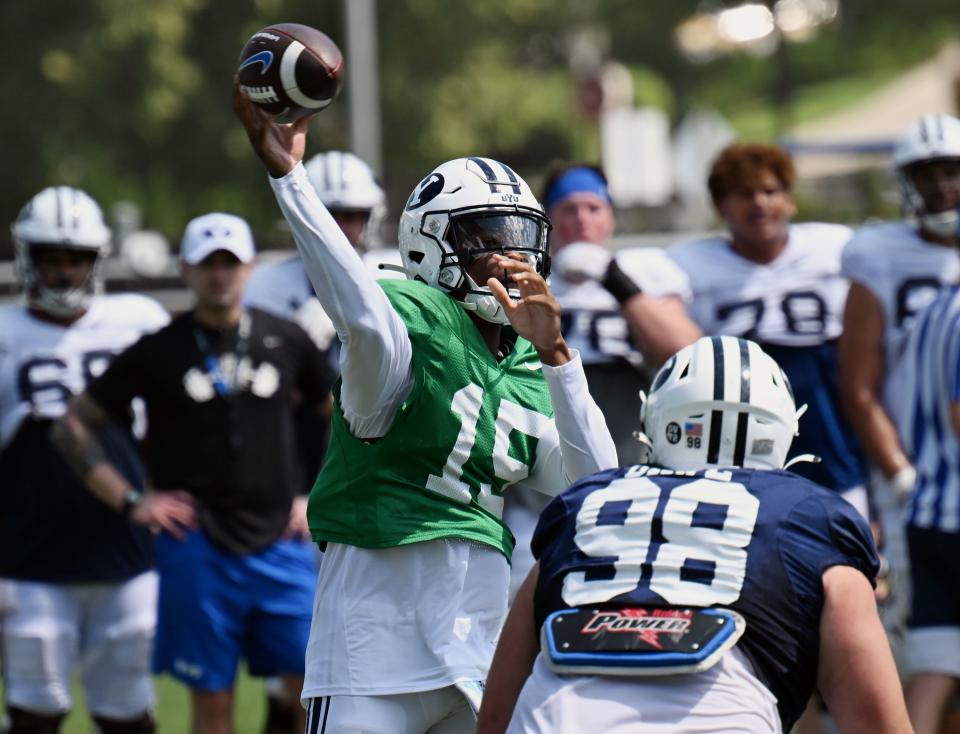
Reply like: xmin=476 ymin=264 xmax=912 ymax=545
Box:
xmin=55 ymin=213 xmax=334 ymax=734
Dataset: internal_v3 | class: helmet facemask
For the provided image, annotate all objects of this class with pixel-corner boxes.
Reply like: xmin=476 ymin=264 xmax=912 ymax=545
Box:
xmin=16 ymin=244 xmax=104 ymax=318
xmin=896 ymin=159 xmax=960 ymax=239
xmin=437 ymin=209 xmax=550 ymax=324
xmin=399 ymin=158 xmax=552 ymax=324
xmin=11 ymin=186 xmax=111 ymax=318
xmin=892 ymin=115 xmax=960 ymax=239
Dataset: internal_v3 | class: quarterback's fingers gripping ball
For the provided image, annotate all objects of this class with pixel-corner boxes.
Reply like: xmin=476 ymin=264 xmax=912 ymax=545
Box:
xmin=237 ymin=23 xmax=343 ymax=123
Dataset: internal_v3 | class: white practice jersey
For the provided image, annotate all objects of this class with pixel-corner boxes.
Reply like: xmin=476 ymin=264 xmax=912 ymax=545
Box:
xmin=552 ymin=246 xmax=691 ymax=368
xmin=0 ymin=295 xmax=169 ymax=449
xmin=244 ymin=249 xmax=403 ymax=353
xmin=842 ymin=221 xmax=960 ymax=419
xmin=669 ymin=223 xmax=852 ymax=346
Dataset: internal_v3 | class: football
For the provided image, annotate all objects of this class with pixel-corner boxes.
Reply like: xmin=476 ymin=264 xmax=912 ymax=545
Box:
xmin=237 ymin=23 xmax=343 ymax=123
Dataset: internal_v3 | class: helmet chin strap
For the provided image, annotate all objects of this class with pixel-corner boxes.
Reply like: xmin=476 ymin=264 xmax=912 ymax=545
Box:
xmin=919 ymin=209 xmax=960 ymax=238
xmin=461 ymin=292 xmax=509 ymax=324
xmin=31 ymin=284 xmax=91 ymax=318
xmin=386 ymin=254 xmax=519 ymax=326
xmin=457 ymin=268 xmax=516 ymax=325
xmin=632 ymin=430 xmax=655 ymax=465
xmin=901 ymin=176 xmax=960 ymax=238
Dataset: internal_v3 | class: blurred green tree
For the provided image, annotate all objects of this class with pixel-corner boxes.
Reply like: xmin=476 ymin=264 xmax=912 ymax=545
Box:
xmin=1 ymin=0 xmax=958 ymax=257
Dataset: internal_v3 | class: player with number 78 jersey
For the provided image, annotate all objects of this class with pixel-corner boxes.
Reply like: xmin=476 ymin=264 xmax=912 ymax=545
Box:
xmin=479 ymin=337 xmax=909 ymax=734
xmin=667 ymin=143 xmax=867 ymax=510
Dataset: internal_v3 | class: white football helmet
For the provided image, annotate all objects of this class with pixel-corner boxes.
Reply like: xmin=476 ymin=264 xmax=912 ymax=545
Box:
xmin=639 ymin=336 xmax=800 ymax=471
xmin=892 ymin=114 xmax=960 ymax=238
xmin=398 ymin=157 xmax=551 ymax=325
xmin=11 ymin=186 xmax=112 ymax=317
xmin=304 ymin=151 xmax=386 ymax=249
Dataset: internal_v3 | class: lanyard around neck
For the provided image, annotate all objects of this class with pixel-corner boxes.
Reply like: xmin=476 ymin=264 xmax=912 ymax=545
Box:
xmin=192 ymin=311 xmax=252 ymax=397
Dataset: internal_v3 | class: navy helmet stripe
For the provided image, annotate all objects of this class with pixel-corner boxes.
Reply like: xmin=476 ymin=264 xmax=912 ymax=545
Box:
xmin=469 ymin=157 xmax=501 ymax=193
xmin=707 ymin=410 xmax=723 ymax=465
xmin=706 ymin=337 xmax=726 ymax=465
xmin=733 ymin=413 xmax=749 ymax=466
xmin=710 ymin=336 xmax=725 ymax=401
xmin=498 ymin=161 xmax=523 ymax=194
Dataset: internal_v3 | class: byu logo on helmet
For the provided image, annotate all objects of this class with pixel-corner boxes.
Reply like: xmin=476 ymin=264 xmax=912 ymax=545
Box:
xmin=406 ymin=174 xmax=445 ymax=211
xmin=239 ymin=50 xmax=274 ymax=75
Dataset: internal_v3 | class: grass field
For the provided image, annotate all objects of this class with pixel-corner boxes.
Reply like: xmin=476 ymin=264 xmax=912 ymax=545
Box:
xmin=2 ymin=668 xmax=267 ymax=733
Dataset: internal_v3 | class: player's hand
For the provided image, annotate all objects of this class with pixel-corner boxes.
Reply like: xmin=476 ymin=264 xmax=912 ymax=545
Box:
xmin=130 ymin=490 xmax=199 ymax=540
xmin=488 ymin=254 xmax=571 ymax=366
xmin=551 ymin=242 xmax=612 ymax=284
xmin=232 ymin=76 xmax=310 ymax=178
xmin=283 ymin=495 xmax=312 ymax=541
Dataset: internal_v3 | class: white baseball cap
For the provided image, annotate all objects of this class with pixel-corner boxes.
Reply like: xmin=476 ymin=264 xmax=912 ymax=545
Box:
xmin=180 ymin=212 xmax=255 ymax=265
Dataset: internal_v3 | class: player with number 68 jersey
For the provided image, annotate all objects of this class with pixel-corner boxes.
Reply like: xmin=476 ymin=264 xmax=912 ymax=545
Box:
xmin=0 ymin=190 xmax=169 ymax=584
xmin=0 ymin=186 xmax=168 ymax=732
xmin=478 ymin=337 xmax=910 ymax=734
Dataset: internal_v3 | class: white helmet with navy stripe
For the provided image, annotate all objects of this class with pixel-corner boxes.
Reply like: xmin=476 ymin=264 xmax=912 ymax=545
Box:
xmin=639 ymin=336 xmax=800 ymax=471
xmin=397 ymin=157 xmax=551 ymax=324
xmin=11 ymin=186 xmax=111 ymax=316
xmin=892 ymin=113 xmax=960 ymax=238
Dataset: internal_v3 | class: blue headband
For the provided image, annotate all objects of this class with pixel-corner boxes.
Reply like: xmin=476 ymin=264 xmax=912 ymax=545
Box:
xmin=544 ymin=167 xmax=611 ymax=210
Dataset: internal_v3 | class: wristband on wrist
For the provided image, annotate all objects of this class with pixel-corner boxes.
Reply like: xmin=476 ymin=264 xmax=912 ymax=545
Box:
xmin=890 ymin=465 xmax=917 ymax=500
xmin=120 ymin=488 xmax=144 ymax=517
xmin=601 ymin=258 xmax=643 ymax=304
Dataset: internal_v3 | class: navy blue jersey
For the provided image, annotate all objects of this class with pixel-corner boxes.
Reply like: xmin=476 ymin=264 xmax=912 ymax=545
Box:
xmin=763 ymin=341 xmax=866 ymax=491
xmin=0 ymin=418 xmax=152 ymax=583
xmin=532 ymin=464 xmax=879 ymax=731
xmin=669 ymin=226 xmax=867 ymax=493
xmin=0 ymin=296 xmax=167 ymax=583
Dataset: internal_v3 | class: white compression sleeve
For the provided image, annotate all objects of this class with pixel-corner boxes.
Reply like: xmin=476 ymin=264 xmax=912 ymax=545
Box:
xmin=522 ymin=350 xmax=619 ymax=497
xmin=269 ymin=163 xmax=413 ymax=438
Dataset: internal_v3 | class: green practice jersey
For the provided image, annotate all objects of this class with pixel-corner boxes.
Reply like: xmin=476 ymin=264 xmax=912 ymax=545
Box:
xmin=307 ymin=279 xmax=555 ymax=560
